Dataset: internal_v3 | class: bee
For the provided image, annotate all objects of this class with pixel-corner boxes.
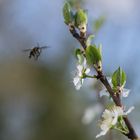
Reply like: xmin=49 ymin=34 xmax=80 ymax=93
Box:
xmin=23 ymin=43 xmax=49 ymax=60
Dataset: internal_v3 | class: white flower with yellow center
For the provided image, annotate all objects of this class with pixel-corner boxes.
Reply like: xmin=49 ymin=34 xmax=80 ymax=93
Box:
xmin=96 ymin=105 xmax=134 ymax=138
xmin=100 ymin=77 xmax=130 ymax=98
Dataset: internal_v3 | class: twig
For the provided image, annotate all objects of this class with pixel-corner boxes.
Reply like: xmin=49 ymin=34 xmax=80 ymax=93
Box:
xmin=69 ymin=26 xmax=138 ymax=140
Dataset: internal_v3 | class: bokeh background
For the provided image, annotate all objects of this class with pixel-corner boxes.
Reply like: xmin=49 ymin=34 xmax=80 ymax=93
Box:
xmin=0 ymin=0 xmax=139 ymax=140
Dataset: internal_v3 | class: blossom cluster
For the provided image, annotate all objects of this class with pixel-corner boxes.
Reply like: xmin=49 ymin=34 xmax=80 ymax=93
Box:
xmin=72 ymin=54 xmax=134 ymax=138
xmin=96 ymin=105 xmax=134 ymax=138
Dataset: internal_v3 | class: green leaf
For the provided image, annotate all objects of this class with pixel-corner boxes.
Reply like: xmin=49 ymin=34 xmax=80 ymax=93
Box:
xmin=63 ymin=2 xmax=73 ymax=24
xmin=86 ymin=34 xmax=95 ymax=46
xmin=85 ymin=45 xmax=102 ymax=65
xmin=112 ymin=67 xmax=126 ymax=88
xmin=74 ymin=9 xmax=87 ymax=27
xmin=98 ymin=44 xmax=102 ymax=57
xmin=75 ymin=48 xmax=82 ymax=56
xmin=93 ymin=16 xmax=105 ymax=33
xmin=75 ymin=49 xmax=84 ymax=64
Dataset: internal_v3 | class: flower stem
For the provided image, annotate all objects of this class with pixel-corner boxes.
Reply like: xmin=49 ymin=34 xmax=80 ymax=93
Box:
xmin=85 ymin=75 xmax=97 ymax=79
xmin=114 ymin=127 xmax=128 ymax=134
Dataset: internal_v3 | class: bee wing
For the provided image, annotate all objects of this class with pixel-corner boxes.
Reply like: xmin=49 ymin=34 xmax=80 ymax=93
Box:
xmin=22 ymin=49 xmax=32 ymax=52
xmin=40 ymin=46 xmax=50 ymax=50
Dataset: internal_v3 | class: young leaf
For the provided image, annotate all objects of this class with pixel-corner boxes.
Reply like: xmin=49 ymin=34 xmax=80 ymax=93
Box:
xmin=75 ymin=49 xmax=84 ymax=64
xmin=63 ymin=2 xmax=73 ymax=24
xmin=86 ymin=45 xmax=102 ymax=65
xmin=86 ymin=34 xmax=95 ymax=46
xmin=93 ymin=16 xmax=105 ymax=33
xmin=98 ymin=44 xmax=102 ymax=57
xmin=74 ymin=9 xmax=87 ymax=27
xmin=112 ymin=67 xmax=126 ymax=88
xmin=75 ymin=48 xmax=82 ymax=56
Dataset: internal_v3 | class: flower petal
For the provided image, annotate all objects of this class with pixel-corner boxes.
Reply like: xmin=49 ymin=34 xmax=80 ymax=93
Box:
xmin=124 ymin=106 xmax=135 ymax=115
xmin=73 ymin=76 xmax=83 ymax=90
xmin=99 ymin=89 xmax=109 ymax=97
xmin=73 ymin=77 xmax=80 ymax=85
xmin=77 ymin=65 xmax=83 ymax=75
xmin=96 ymin=128 xmax=109 ymax=138
xmin=107 ymin=77 xmax=112 ymax=84
xmin=82 ymin=58 xmax=87 ymax=67
xmin=85 ymin=68 xmax=90 ymax=74
xmin=122 ymin=88 xmax=130 ymax=98
xmin=111 ymin=115 xmax=118 ymax=125
xmin=75 ymin=81 xmax=82 ymax=90
xmin=82 ymin=104 xmax=102 ymax=124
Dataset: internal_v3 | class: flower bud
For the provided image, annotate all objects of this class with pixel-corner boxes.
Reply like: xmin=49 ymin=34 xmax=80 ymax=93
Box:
xmin=75 ymin=9 xmax=87 ymax=32
xmin=86 ymin=44 xmax=102 ymax=71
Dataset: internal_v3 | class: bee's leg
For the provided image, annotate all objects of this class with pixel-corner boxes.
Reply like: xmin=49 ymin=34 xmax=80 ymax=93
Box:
xmin=35 ymin=53 xmax=40 ymax=60
xmin=29 ymin=52 xmax=34 ymax=59
xmin=35 ymin=50 xmax=40 ymax=59
xmin=36 ymin=50 xmax=40 ymax=56
xmin=33 ymin=51 xmax=37 ymax=60
xmin=29 ymin=53 xmax=32 ymax=59
xmin=34 ymin=55 xmax=38 ymax=60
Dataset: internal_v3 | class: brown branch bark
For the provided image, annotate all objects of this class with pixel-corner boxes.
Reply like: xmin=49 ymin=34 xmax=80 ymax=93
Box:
xmin=98 ymin=72 xmax=138 ymax=139
xmin=68 ymin=26 xmax=138 ymax=140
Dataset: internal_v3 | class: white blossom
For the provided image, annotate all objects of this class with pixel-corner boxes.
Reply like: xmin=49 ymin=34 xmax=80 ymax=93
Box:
xmin=99 ymin=77 xmax=130 ymax=98
xmin=82 ymin=104 xmax=103 ymax=124
xmin=96 ymin=105 xmax=134 ymax=138
xmin=73 ymin=58 xmax=90 ymax=90
xmin=121 ymin=88 xmax=130 ymax=98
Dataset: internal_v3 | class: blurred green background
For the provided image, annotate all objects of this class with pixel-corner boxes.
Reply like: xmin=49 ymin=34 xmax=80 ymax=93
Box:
xmin=0 ymin=0 xmax=139 ymax=140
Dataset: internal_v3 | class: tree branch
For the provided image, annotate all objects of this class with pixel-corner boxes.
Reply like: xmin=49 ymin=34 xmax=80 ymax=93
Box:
xmin=69 ymin=26 xmax=138 ymax=140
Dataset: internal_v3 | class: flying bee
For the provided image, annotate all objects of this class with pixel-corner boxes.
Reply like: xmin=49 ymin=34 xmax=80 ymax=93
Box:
xmin=23 ymin=43 xmax=49 ymax=60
